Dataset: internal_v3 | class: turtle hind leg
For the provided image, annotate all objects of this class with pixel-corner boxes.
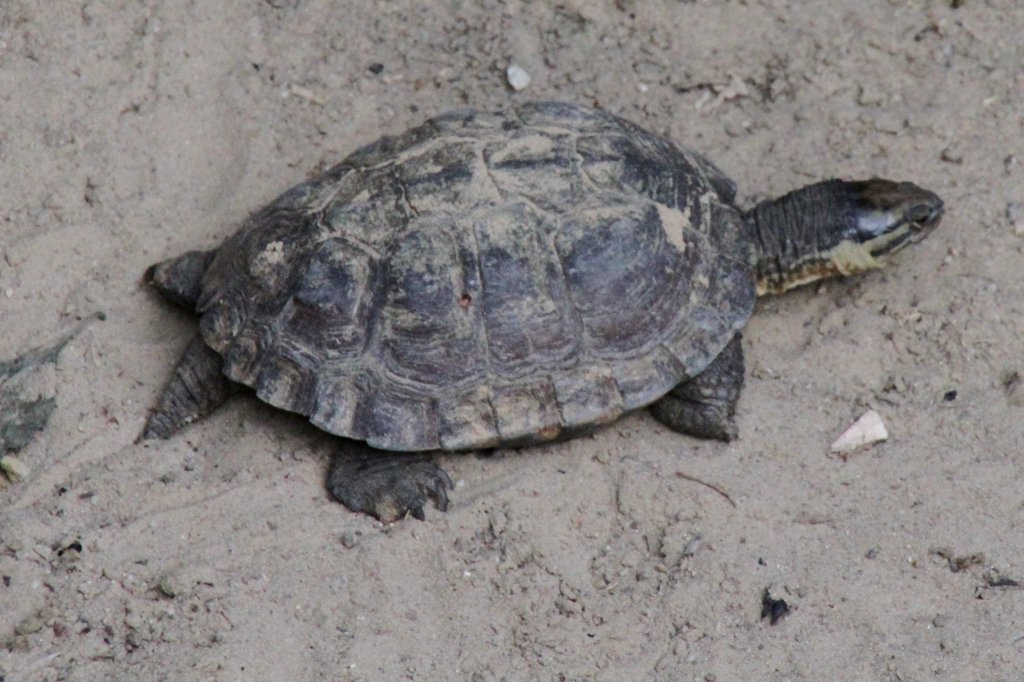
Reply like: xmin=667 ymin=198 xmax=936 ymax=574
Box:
xmin=650 ymin=333 xmax=744 ymax=442
xmin=327 ymin=442 xmax=454 ymax=522
xmin=142 ymin=335 xmax=235 ymax=441
xmin=145 ymin=249 xmax=215 ymax=310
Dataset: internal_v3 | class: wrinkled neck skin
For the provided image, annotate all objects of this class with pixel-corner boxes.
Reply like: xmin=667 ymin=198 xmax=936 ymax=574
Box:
xmin=746 ymin=180 xmax=872 ymax=295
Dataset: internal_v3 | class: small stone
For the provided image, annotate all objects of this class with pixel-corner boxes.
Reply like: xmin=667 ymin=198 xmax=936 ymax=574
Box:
xmin=682 ymin=535 xmax=704 ymax=558
xmin=1006 ymin=202 xmax=1024 ymax=236
xmin=620 ymin=549 xmax=642 ymax=568
xmin=506 ymin=64 xmax=531 ymax=91
xmin=830 ymin=409 xmax=888 ymax=456
xmin=555 ymin=596 xmax=581 ymax=615
xmin=715 ymin=73 xmax=749 ymax=101
xmin=940 ymin=146 xmax=963 ymax=164
xmin=857 ymin=83 xmax=885 ymax=106
xmin=487 ymin=509 xmax=507 ymax=538
xmin=0 ymin=456 xmax=31 ymax=482
xmin=157 ymin=576 xmax=179 ymax=598
xmin=14 ymin=608 xmax=52 ymax=636
xmin=1005 ymin=371 xmax=1024 ymax=406
xmin=340 ymin=531 xmax=359 ymax=549
xmin=932 ymin=614 xmax=949 ymax=628
xmin=872 ymin=112 xmax=904 ymax=134
xmin=287 ymin=85 xmax=324 ymax=106
xmin=817 ymin=308 xmax=847 ymax=336
xmin=124 ymin=607 xmax=144 ymax=630
xmin=760 ymin=588 xmax=790 ymax=625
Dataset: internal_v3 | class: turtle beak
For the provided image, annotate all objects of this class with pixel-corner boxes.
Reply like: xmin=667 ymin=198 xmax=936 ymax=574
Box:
xmin=909 ymin=199 xmax=943 ymax=242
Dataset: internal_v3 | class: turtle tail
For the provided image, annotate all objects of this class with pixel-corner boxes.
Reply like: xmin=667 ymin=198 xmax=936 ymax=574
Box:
xmin=141 ymin=336 xmax=236 ymax=441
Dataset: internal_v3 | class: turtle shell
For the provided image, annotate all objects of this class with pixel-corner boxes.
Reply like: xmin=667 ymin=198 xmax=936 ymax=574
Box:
xmin=195 ymin=102 xmax=756 ymax=451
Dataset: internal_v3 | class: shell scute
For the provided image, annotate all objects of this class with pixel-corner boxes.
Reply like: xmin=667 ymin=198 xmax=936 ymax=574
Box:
xmin=437 ymin=385 xmax=500 ymax=451
xmin=357 ymin=385 xmax=439 ymax=451
xmin=552 ymin=366 xmax=624 ymax=428
xmin=490 ymin=378 xmax=562 ymax=445
xmin=474 ymin=203 xmax=579 ymax=373
xmin=554 ymin=200 xmax=707 ymax=358
xmin=378 ymin=220 xmax=483 ymax=386
xmin=282 ymin=238 xmax=375 ymax=358
xmin=309 ymin=373 xmax=362 ymax=437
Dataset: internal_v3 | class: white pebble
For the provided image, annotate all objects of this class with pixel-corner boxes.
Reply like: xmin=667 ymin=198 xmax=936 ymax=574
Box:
xmin=830 ymin=409 xmax=888 ymax=455
xmin=506 ymin=64 xmax=531 ymax=91
xmin=0 ymin=455 xmax=31 ymax=482
xmin=4 ymin=288 xmax=12 ymax=298
xmin=288 ymin=84 xmax=324 ymax=106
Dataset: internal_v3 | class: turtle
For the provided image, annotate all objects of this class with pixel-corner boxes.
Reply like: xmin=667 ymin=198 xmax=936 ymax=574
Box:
xmin=142 ymin=101 xmax=943 ymax=522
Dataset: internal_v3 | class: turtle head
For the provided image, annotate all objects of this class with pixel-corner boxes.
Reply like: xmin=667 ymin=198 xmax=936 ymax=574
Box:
xmin=749 ymin=178 xmax=943 ymax=295
xmin=841 ymin=178 xmax=944 ymax=263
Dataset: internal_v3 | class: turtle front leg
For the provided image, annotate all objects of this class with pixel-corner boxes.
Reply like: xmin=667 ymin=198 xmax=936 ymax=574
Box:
xmin=650 ymin=333 xmax=744 ymax=442
xmin=327 ymin=442 xmax=454 ymax=522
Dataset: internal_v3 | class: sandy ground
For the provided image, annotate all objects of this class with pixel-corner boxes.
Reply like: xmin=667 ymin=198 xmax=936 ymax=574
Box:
xmin=1 ymin=1 xmax=1023 ymax=679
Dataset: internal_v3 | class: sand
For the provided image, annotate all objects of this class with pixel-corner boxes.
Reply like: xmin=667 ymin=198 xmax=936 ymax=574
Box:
xmin=2 ymin=1 xmax=1023 ymax=679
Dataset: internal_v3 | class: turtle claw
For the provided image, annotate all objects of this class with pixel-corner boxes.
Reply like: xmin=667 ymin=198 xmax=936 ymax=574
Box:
xmin=327 ymin=445 xmax=454 ymax=523
xmin=430 ymin=474 xmax=453 ymax=512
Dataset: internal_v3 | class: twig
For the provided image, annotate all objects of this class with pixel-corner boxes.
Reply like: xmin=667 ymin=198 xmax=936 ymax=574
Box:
xmin=674 ymin=471 xmax=736 ymax=508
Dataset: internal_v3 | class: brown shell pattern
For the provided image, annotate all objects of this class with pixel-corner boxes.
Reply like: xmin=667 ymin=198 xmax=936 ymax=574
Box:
xmin=195 ymin=102 xmax=755 ymax=451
